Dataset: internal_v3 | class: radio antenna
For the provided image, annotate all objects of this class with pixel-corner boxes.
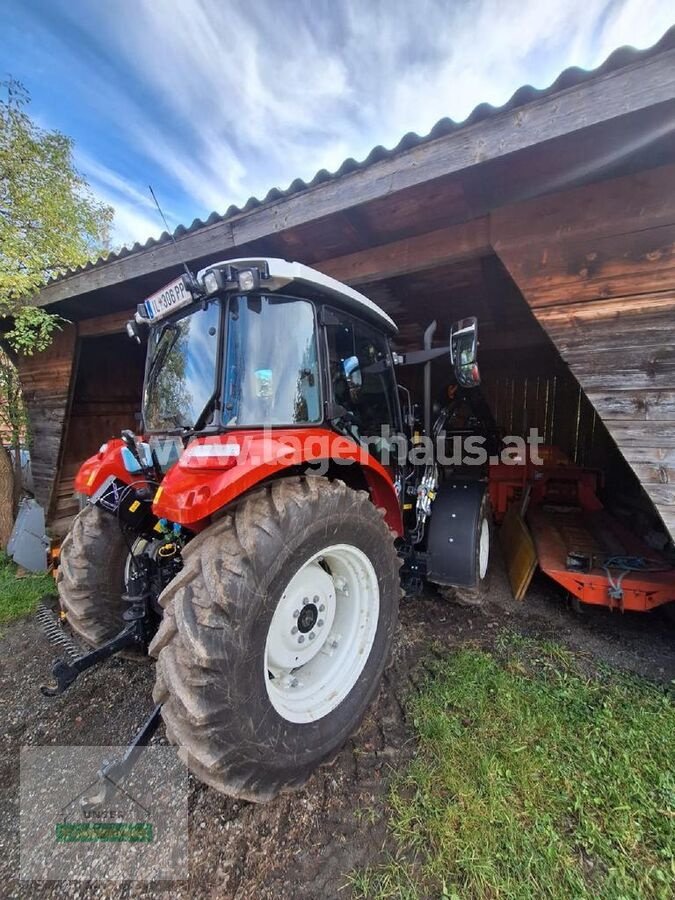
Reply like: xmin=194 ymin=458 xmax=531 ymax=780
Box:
xmin=148 ymin=184 xmax=194 ymax=281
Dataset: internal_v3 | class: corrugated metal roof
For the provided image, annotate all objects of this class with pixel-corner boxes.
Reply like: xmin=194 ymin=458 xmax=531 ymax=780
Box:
xmin=53 ymin=25 xmax=675 ymax=284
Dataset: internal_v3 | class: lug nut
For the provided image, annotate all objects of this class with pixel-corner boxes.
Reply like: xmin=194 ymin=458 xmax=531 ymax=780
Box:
xmin=309 ymin=632 xmax=316 ymax=641
xmin=313 ymin=595 xmax=319 ymax=603
xmin=298 ymin=635 xmax=305 ymax=644
xmin=293 ymin=609 xmax=300 ymax=618
xmin=291 ymin=626 xmax=298 ymax=635
xmin=317 ymin=619 xmax=324 ymax=627
xmin=319 ymin=604 xmax=325 ymax=612
xmin=302 ymin=597 xmax=310 ymax=606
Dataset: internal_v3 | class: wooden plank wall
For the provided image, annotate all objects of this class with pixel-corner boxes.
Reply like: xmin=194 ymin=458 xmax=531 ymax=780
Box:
xmin=15 ymin=311 xmax=142 ymax=529
xmin=50 ymin=333 xmax=146 ymax=530
xmin=17 ymin=324 xmax=78 ymax=511
xmin=480 ymin=366 xmax=626 ymax=483
xmin=492 ymin=162 xmax=675 ymax=537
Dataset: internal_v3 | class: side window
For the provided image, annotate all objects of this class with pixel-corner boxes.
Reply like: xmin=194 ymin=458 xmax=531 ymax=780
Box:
xmin=325 ymin=315 xmax=399 ymax=439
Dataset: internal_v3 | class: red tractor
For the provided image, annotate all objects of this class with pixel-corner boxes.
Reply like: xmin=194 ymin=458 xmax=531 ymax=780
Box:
xmin=44 ymin=258 xmax=489 ymax=802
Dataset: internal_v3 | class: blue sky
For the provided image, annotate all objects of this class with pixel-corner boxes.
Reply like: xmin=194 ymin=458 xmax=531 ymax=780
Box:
xmin=1 ymin=0 xmax=673 ymax=248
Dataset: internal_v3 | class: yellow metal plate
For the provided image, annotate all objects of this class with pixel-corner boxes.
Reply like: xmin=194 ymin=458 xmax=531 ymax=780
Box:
xmin=499 ymin=503 xmax=538 ymax=601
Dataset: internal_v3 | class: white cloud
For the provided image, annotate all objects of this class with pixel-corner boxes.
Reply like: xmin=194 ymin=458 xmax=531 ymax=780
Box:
xmin=44 ymin=0 xmax=675 ymax=246
xmin=73 ymin=154 xmax=164 ymax=248
xmin=103 ymin=200 xmax=162 ymax=250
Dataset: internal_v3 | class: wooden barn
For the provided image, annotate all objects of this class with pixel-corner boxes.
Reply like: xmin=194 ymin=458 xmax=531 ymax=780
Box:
xmin=18 ymin=28 xmax=675 ymax=551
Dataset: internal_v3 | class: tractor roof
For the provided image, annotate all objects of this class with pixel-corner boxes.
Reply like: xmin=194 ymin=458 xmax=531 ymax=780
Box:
xmin=198 ymin=258 xmax=398 ymax=334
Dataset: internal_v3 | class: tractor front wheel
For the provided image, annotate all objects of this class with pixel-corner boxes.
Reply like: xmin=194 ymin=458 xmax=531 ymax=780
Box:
xmin=149 ymin=477 xmax=400 ymax=802
xmin=57 ymin=504 xmax=129 ymax=647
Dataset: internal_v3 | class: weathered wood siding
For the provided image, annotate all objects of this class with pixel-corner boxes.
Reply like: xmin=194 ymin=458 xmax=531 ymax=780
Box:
xmin=16 ymin=324 xmax=78 ymax=512
xmin=51 ymin=333 xmax=146 ymax=529
xmin=492 ymin=163 xmax=675 ymax=537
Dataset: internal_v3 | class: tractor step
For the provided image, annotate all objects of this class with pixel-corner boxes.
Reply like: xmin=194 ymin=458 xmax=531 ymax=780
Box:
xmin=37 ymin=599 xmax=83 ymax=662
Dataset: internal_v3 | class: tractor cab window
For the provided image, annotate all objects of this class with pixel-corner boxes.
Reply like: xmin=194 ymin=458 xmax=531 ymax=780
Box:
xmin=325 ymin=314 xmax=400 ymax=450
xmin=144 ymin=301 xmax=220 ymax=432
xmin=223 ymin=296 xmax=321 ymax=427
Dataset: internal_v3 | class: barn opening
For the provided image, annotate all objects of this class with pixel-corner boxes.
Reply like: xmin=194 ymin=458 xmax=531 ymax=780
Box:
xmin=369 ymin=252 xmax=656 ymax=538
xmin=51 ymin=332 xmax=145 ymax=535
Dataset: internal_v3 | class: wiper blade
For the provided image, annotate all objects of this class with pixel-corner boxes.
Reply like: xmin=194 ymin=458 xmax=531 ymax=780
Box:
xmin=147 ymin=323 xmax=180 ymax=380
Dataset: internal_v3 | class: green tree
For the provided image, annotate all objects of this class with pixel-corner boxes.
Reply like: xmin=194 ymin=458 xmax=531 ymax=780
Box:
xmin=0 ymin=78 xmax=113 ymax=352
xmin=0 ymin=78 xmax=114 ymax=540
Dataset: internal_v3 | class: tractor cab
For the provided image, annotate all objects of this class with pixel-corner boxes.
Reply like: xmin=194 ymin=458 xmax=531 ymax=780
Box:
xmin=133 ymin=257 xmax=479 ymax=457
xmin=134 ymin=258 xmax=401 ymax=441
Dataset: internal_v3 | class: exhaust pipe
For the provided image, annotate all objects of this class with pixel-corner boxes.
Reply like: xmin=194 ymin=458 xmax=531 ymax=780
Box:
xmin=423 ymin=320 xmax=437 ymax=437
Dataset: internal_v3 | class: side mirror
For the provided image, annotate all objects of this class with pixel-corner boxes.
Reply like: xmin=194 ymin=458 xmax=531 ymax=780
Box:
xmin=450 ymin=317 xmax=481 ymax=388
xmin=342 ymin=355 xmax=362 ymax=390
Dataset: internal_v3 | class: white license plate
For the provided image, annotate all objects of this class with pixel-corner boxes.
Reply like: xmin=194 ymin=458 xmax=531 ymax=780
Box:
xmin=144 ymin=276 xmax=192 ymax=320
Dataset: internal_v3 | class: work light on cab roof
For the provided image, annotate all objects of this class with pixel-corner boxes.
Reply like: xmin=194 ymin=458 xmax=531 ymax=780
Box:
xmin=133 ymin=257 xmax=398 ymax=333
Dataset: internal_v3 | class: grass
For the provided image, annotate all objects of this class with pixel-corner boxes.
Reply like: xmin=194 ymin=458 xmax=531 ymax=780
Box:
xmin=0 ymin=550 xmax=55 ymax=626
xmin=349 ymin=634 xmax=675 ymax=899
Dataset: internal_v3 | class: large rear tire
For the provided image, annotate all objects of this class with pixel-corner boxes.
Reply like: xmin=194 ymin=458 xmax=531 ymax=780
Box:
xmin=150 ymin=477 xmax=400 ymax=802
xmin=57 ymin=504 xmax=129 ymax=647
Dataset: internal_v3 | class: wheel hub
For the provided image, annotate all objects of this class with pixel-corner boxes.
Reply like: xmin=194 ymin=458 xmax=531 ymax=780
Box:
xmin=297 ymin=603 xmax=318 ymax=633
xmin=266 ymin=562 xmax=336 ymax=675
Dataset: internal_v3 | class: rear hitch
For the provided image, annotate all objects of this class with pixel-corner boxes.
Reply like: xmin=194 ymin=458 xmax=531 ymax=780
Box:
xmin=80 ymin=704 xmax=163 ymax=813
xmin=40 ymin=620 xmax=144 ymax=696
xmin=41 ymin=558 xmax=152 ymax=697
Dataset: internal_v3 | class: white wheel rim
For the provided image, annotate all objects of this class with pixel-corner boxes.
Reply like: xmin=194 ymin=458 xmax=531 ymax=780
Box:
xmin=478 ymin=516 xmax=490 ymax=580
xmin=264 ymin=543 xmax=380 ymax=724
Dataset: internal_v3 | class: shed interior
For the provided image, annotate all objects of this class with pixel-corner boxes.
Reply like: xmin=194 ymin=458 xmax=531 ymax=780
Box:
xmin=52 ymin=334 xmax=145 ymax=526
xmin=365 ymin=255 xmax=655 ymax=531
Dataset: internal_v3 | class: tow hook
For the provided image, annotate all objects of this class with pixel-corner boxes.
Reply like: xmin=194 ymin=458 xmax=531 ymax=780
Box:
xmin=40 ymin=560 xmax=151 ymax=697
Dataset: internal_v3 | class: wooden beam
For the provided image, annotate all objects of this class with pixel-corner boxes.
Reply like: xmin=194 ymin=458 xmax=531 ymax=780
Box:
xmin=586 ymin=389 xmax=675 ymax=421
xmin=78 ymin=308 xmax=136 ymax=337
xmin=36 ymin=46 xmax=675 ymax=307
xmin=316 ymin=218 xmax=490 ymax=285
xmin=492 ymin=163 xmax=675 ymax=308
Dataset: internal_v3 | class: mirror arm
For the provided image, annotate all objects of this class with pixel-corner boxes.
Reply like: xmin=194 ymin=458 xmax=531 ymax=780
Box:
xmin=394 ymin=346 xmax=448 ymax=366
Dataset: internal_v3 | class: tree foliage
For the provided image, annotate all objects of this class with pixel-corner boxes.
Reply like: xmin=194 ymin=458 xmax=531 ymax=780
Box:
xmin=0 ymin=78 xmax=113 ymax=353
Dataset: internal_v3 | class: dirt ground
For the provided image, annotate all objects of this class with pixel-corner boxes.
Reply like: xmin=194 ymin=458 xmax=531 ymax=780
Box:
xmin=2 ymin=555 xmax=674 ymax=900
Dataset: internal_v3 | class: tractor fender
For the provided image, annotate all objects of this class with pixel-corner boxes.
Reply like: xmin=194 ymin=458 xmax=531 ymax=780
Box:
xmin=153 ymin=430 xmax=403 ymax=535
xmin=73 ymin=439 xmax=130 ymax=495
xmin=426 ymin=479 xmax=488 ymax=588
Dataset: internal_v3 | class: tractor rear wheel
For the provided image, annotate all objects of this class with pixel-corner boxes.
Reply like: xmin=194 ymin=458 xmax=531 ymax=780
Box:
xmin=57 ymin=504 xmax=129 ymax=647
xmin=150 ymin=477 xmax=400 ymax=802
xmin=439 ymin=491 xmax=492 ymax=606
